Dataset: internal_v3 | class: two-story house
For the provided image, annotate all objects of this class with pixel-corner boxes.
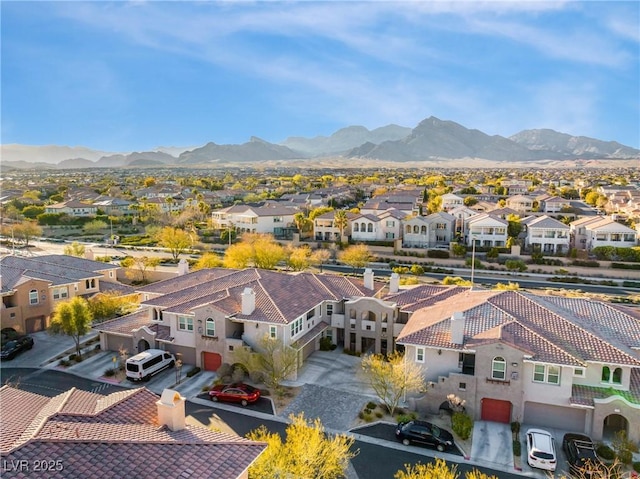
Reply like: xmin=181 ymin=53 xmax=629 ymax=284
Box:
xmin=97 ymin=268 xmax=388 ymax=375
xmin=570 ymin=217 xmax=637 ymax=251
xmin=0 ymin=255 xmax=122 ymax=333
xmin=313 ymin=211 xmax=358 ymax=241
xmin=440 ymin=194 xmax=464 ymax=212
xmin=521 ymin=215 xmax=570 ymax=254
xmin=211 ymin=203 xmax=300 ymax=235
xmin=351 ymin=209 xmax=405 ymax=242
xmin=465 ymin=214 xmax=508 ymax=248
xmin=505 ymin=195 xmax=534 ymax=213
xmin=396 ymin=289 xmax=640 ymax=443
xmin=402 ymin=212 xmax=456 ymax=248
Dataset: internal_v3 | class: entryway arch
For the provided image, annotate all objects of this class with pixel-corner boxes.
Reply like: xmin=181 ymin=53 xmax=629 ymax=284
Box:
xmin=137 ymin=339 xmax=150 ymax=352
xmin=602 ymin=413 xmax=628 ymax=440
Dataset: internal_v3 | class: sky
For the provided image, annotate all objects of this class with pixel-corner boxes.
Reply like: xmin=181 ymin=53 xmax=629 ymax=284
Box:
xmin=1 ymin=1 xmax=639 ymax=152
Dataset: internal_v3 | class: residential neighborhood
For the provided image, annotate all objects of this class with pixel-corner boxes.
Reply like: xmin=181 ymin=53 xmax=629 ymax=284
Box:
xmin=1 ymin=166 xmax=640 ymax=478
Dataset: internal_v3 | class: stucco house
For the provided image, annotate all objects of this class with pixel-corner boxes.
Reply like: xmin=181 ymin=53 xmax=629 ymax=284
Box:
xmin=505 ymin=195 xmax=535 ymax=213
xmin=211 ymin=202 xmax=300 ymax=235
xmin=440 ymin=193 xmax=464 ymax=212
xmin=350 ymin=209 xmax=405 ymax=242
xmin=313 ymin=210 xmax=358 ymax=241
xmin=396 ymin=289 xmax=640 ymax=443
xmin=97 ymin=268 xmax=389 ymax=373
xmin=44 ymin=200 xmax=97 ymax=217
xmin=0 ymin=255 xmax=123 ymax=333
xmin=402 ymin=212 xmax=456 ymax=248
xmin=521 ymin=215 xmax=570 ymax=254
xmin=570 ymin=217 xmax=637 ymax=250
xmin=465 ymin=214 xmax=508 ymax=247
xmin=0 ymin=386 xmax=265 ymax=479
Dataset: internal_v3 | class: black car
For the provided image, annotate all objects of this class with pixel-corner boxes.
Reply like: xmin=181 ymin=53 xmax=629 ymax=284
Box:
xmin=562 ymin=433 xmax=604 ymax=478
xmin=0 ymin=335 xmax=34 ymax=360
xmin=395 ymin=420 xmax=454 ymax=452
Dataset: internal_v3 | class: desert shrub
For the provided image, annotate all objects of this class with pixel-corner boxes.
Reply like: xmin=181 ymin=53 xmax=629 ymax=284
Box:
xmin=612 ymin=430 xmax=639 ymax=464
xmin=571 ymin=260 xmax=600 ymax=268
xmin=69 ymin=353 xmax=77 ymax=361
xmin=217 ymin=363 xmax=233 ymax=378
xmin=59 ymin=359 xmax=70 ymax=367
xmin=367 ymin=401 xmax=377 ymax=410
xmin=505 ymin=259 xmax=527 ymax=272
xmin=375 ymin=411 xmax=383 ymax=418
xmin=633 ymin=462 xmax=640 ymax=472
xmin=427 ymin=250 xmax=450 ymax=259
xmin=103 ymin=367 xmax=117 ymax=377
xmin=249 ymin=370 xmax=265 ymax=383
xmin=396 ymin=412 xmax=418 ymax=423
xmin=510 ymin=421 xmax=520 ymax=434
xmin=392 ymin=266 xmax=410 ymax=274
xmin=410 ymin=264 xmax=424 ymax=275
xmin=186 ymin=367 xmax=201 ymax=378
xmin=612 ymin=262 xmax=640 ymax=270
xmin=451 ymin=412 xmax=473 ymax=440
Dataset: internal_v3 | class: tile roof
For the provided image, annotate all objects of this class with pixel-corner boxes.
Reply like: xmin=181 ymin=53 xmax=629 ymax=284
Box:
xmin=571 ymin=368 xmax=640 ymax=406
xmin=397 ymin=290 xmax=640 ymax=368
xmin=0 ymin=386 xmax=265 ymax=479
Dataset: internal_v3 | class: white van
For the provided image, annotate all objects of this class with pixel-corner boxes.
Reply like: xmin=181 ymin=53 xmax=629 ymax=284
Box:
xmin=126 ymin=349 xmax=175 ymax=382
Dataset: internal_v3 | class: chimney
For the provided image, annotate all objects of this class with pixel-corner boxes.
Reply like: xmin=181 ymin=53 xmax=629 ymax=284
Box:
xmin=156 ymin=389 xmax=186 ymax=431
xmin=85 ymin=248 xmax=94 ymax=260
xmin=389 ymin=272 xmax=400 ymax=294
xmin=241 ymin=287 xmax=256 ymax=315
xmin=177 ymin=258 xmax=189 ymax=276
xmin=363 ymin=268 xmax=374 ymax=290
xmin=450 ymin=312 xmax=465 ymax=345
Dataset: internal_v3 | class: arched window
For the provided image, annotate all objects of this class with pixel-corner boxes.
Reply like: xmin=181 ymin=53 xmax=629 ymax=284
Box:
xmin=421 ymin=226 xmax=427 ymax=234
xmin=354 ymin=223 xmax=359 ymax=232
xmin=612 ymin=368 xmax=622 ymax=384
xmin=492 ymin=356 xmax=506 ymax=380
xmin=367 ymin=223 xmax=373 ymax=232
xmin=361 ymin=223 xmax=366 ymax=232
xmin=405 ymin=225 xmax=411 ymax=234
xmin=413 ymin=225 xmax=419 ymax=234
xmin=205 ymin=317 xmax=216 ymax=337
xmin=601 ymin=366 xmax=611 ymax=382
xmin=29 ymin=289 xmax=38 ymax=305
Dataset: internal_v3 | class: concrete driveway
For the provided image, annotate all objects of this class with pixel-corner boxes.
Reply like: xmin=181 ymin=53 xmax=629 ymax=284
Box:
xmin=1 ymin=330 xmax=99 ymax=368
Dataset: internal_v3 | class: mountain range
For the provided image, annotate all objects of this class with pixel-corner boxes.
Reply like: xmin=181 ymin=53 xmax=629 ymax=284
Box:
xmin=1 ymin=116 xmax=638 ymax=170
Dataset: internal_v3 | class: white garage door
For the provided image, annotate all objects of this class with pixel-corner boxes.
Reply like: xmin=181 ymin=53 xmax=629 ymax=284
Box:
xmin=523 ymin=402 xmax=586 ymax=431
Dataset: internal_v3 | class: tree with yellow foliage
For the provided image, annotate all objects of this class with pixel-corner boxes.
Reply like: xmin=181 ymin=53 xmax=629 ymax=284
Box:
xmin=338 ymin=244 xmax=371 ymax=271
xmin=193 ymin=252 xmax=222 ymax=270
xmin=395 ymin=459 xmax=499 ymax=479
xmin=247 ymin=413 xmax=356 ymax=479
xmin=223 ymin=233 xmax=286 ymax=270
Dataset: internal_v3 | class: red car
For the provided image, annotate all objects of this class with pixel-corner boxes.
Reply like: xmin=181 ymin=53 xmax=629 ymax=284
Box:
xmin=208 ymin=383 xmax=260 ymax=406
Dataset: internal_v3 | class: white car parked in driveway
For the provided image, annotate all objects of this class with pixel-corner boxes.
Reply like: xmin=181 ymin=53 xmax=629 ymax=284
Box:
xmin=526 ymin=428 xmax=557 ymax=471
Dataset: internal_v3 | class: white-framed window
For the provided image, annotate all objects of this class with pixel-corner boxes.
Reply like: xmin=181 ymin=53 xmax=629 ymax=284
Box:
xmin=269 ymin=325 xmax=277 ymax=339
xmin=29 ymin=289 xmax=38 ymax=305
xmin=152 ymin=309 xmax=162 ymax=321
xmin=178 ymin=316 xmax=194 ymax=332
xmin=573 ymin=367 xmax=585 ymax=377
xmin=306 ymin=308 xmax=315 ymax=320
xmin=85 ymin=279 xmax=96 ymax=289
xmin=491 ymin=356 xmax=506 ymax=380
xmin=290 ymin=317 xmax=303 ymax=337
xmin=416 ymin=347 xmax=425 ymax=363
xmin=205 ymin=317 xmax=215 ymax=337
xmin=533 ymin=364 xmax=560 ymax=385
xmin=601 ymin=365 xmax=622 ymax=384
xmin=326 ymin=304 xmax=333 ymax=316
xmin=52 ymin=287 xmax=68 ymax=300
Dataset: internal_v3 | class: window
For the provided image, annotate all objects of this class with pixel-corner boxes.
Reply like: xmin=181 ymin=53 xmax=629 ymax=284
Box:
xmin=406 ymin=225 xmax=411 ymax=234
xmin=29 ymin=289 xmax=38 ymax=305
xmin=53 ymin=287 xmax=68 ymax=300
xmin=602 ymin=366 xmax=622 ymax=384
xmin=354 ymin=223 xmax=359 ymax=232
xmin=205 ymin=317 xmax=215 ymax=337
xmin=416 ymin=348 xmax=425 ymax=363
xmin=436 ymin=223 xmax=446 ymax=230
xmin=178 ymin=316 xmax=194 ymax=332
xmin=491 ymin=356 xmax=506 ymax=380
xmin=386 ymin=220 xmax=395 ymax=227
xmin=533 ymin=364 xmax=560 ymax=384
xmin=152 ymin=309 xmax=162 ymax=321
xmin=364 ymin=324 xmax=372 ymax=331
xmin=290 ymin=317 xmax=303 ymax=337
xmin=306 ymin=309 xmax=315 ymax=320
xmin=326 ymin=304 xmax=333 ymax=316
xmin=85 ymin=279 xmax=96 ymax=289
xmin=573 ymin=368 xmax=584 ymax=377
xmin=269 ymin=325 xmax=277 ymax=339
xmin=459 ymin=382 xmax=466 ymax=391
xmin=367 ymin=223 xmax=373 ymax=233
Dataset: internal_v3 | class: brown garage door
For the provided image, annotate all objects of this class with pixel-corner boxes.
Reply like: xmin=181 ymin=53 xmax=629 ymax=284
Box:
xmin=523 ymin=402 xmax=586 ymax=431
xmin=25 ymin=316 xmax=45 ymax=333
xmin=203 ymin=352 xmax=222 ymax=371
xmin=481 ymin=398 xmax=512 ymax=423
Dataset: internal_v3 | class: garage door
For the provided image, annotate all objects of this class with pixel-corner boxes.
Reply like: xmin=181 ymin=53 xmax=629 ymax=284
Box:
xmin=203 ymin=352 xmax=222 ymax=371
xmin=25 ymin=316 xmax=45 ymax=333
xmin=523 ymin=402 xmax=586 ymax=431
xmin=481 ymin=398 xmax=512 ymax=423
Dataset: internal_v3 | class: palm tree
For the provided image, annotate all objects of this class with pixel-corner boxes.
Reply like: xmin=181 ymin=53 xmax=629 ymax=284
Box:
xmin=334 ymin=210 xmax=348 ymax=241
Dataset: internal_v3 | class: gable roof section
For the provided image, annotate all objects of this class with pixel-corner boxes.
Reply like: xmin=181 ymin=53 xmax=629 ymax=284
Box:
xmin=523 ymin=215 xmax=569 ymax=230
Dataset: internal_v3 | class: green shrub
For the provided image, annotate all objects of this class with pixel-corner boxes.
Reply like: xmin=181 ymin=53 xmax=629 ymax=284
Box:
xmin=103 ymin=367 xmax=117 ymax=377
xmin=596 ymin=444 xmax=615 ymax=461
xmin=69 ymin=353 xmax=77 ymax=361
xmin=427 ymin=250 xmax=450 ymax=259
xmin=59 ymin=359 xmax=70 ymax=367
xmin=513 ymin=439 xmax=522 ymax=457
xmin=510 ymin=421 xmax=520 ymax=434
xmin=396 ymin=413 xmax=418 ymax=424
xmin=612 ymin=262 xmax=640 ymax=270
xmin=366 ymin=401 xmax=377 ymax=410
xmin=571 ymin=260 xmax=600 ymax=268
xmin=375 ymin=411 xmax=383 ymax=418
xmin=633 ymin=462 xmax=640 ymax=473
xmin=319 ymin=336 xmax=333 ymax=351
xmin=217 ymin=363 xmax=232 ymax=378
xmin=451 ymin=412 xmax=473 ymax=440
xmin=186 ymin=367 xmax=201 ymax=378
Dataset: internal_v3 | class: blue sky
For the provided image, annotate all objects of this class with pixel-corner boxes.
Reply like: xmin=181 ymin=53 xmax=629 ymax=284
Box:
xmin=2 ymin=1 xmax=639 ymax=152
